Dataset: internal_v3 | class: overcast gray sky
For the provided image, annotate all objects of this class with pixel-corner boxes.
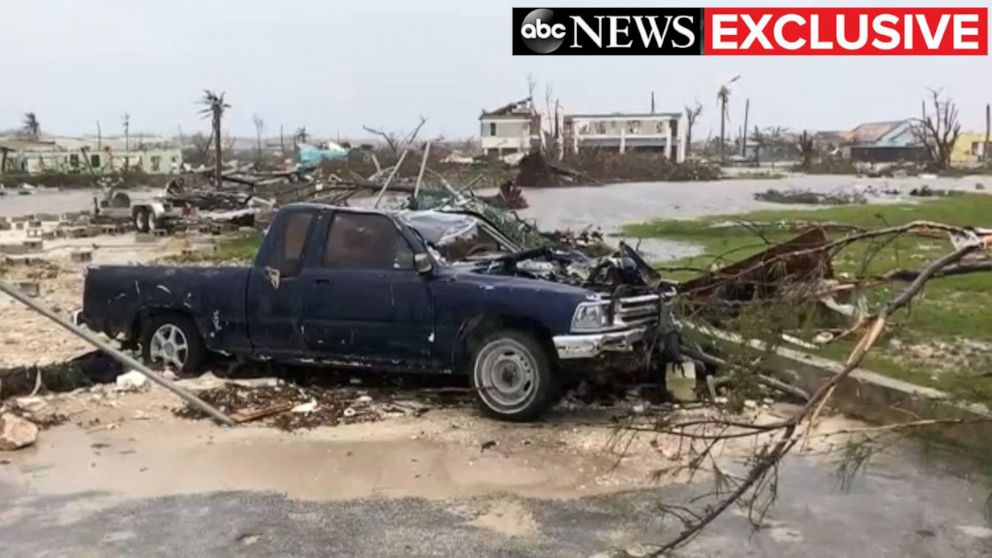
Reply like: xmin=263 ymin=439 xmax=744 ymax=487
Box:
xmin=1 ymin=0 xmax=989 ymax=140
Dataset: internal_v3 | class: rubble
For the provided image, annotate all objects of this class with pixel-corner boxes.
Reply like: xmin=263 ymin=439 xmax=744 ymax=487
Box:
xmin=754 ymin=188 xmax=867 ymax=205
xmin=0 ymin=412 xmax=39 ymax=451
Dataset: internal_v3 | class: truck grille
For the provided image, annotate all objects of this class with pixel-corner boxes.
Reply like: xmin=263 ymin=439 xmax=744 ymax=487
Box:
xmin=613 ymin=294 xmax=660 ymax=328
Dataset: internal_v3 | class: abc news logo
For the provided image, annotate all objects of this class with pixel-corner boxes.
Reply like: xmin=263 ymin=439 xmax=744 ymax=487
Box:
xmin=513 ymin=7 xmax=703 ymax=55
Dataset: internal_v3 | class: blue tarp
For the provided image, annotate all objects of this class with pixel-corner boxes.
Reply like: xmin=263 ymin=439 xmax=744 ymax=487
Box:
xmin=297 ymin=142 xmax=348 ymax=167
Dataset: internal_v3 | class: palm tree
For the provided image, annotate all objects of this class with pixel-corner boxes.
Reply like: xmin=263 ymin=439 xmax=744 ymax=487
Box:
xmin=294 ymin=126 xmax=309 ymax=145
xmin=716 ymin=76 xmax=740 ymax=162
xmin=198 ymin=90 xmax=230 ymax=187
xmin=21 ymin=113 xmax=40 ymax=139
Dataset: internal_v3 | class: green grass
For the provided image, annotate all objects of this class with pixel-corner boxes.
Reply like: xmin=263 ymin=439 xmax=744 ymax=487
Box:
xmin=625 ymin=194 xmax=992 ymax=403
xmin=168 ymin=230 xmax=263 ymax=264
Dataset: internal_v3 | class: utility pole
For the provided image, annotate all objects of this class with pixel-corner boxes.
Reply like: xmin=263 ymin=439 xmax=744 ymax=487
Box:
xmin=741 ymin=98 xmax=750 ymax=157
xmin=985 ymin=103 xmax=990 ymax=163
xmin=122 ymin=112 xmax=131 ymax=170
xmin=280 ymin=124 xmax=285 ymax=157
xmin=650 ymin=91 xmax=656 ymax=114
xmin=96 ymin=121 xmax=102 ymax=149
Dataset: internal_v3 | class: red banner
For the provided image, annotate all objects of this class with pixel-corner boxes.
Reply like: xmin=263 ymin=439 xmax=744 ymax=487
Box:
xmin=704 ymin=7 xmax=988 ymax=55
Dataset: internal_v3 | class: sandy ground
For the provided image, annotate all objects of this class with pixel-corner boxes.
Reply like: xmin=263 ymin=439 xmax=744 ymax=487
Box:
xmin=0 ymin=228 xmax=207 ymax=368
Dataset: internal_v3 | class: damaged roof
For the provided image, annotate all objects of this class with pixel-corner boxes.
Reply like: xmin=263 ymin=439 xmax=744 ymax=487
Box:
xmin=480 ymin=97 xmax=536 ymax=120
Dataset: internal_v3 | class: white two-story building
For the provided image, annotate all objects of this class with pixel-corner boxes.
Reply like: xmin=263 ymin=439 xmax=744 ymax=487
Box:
xmin=564 ymin=112 xmax=687 ymax=162
xmin=478 ymin=98 xmax=543 ymax=158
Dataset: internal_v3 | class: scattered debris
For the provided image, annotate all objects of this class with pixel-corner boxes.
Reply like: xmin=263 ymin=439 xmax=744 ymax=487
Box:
xmin=115 ymin=370 xmax=149 ymax=391
xmin=755 ymin=188 xmax=867 ymax=205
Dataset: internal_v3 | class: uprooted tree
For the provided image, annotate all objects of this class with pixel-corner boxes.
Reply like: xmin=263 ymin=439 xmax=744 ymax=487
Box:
xmin=913 ymin=88 xmax=961 ymax=170
xmin=613 ymin=221 xmax=992 ymax=555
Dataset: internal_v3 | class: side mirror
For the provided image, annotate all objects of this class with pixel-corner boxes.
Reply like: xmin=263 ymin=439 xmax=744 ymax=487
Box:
xmin=414 ymin=253 xmax=432 ymax=274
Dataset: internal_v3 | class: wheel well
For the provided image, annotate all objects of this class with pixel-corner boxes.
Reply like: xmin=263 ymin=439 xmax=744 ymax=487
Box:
xmin=128 ymin=308 xmax=200 ymax=348
xmin=454 ymin=314 xmax=558 ymax=374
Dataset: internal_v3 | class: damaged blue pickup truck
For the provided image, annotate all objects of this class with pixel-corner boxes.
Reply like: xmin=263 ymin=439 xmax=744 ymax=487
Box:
xmin=80 ymin=204 xmax=675 ymax=421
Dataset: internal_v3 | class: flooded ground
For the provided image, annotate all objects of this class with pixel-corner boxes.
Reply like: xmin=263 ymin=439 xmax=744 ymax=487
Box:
xmin=0 ymin=188 xmax=98 ymax=218
xmin=517 ymin=173 xmax=991 ymax=261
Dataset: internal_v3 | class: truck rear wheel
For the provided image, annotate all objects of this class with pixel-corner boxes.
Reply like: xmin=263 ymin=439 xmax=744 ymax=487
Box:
xmin=141 ymin=314 xmax=205 ymax=376
xmin=133 ymin=207 xmax=151 ymax=233
xmin=470 ymin=329 xmax=556 ymax=422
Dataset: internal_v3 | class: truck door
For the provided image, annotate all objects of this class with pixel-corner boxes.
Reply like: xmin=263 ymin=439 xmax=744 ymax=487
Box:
xmin=246 ymin=207 xmax=320 ymax=357
xmin=301 ymin=211 xmax=436 ymax=366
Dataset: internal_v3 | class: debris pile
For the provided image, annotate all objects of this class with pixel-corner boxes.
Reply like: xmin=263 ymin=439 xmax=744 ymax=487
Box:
xmin=174 ymin=380 xmax=472 ymax=430
xmin=754 ymin=188 xmax=867 ymax=205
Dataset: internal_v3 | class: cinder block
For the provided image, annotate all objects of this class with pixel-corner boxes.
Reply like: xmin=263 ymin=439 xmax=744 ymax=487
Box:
xmin=17 ymin=281 xmax=40 ymax=297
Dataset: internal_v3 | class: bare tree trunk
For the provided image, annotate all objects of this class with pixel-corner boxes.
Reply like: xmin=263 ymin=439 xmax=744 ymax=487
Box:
xmin=985 ymin=103 xmax=990 ymax=163
xmin=719 ymin=100 xmax=726 ymax=162
xmin=741 ymin=98 xmax=749 ymax=157
xmin=213 ymin=114 xmax=222 ymax=188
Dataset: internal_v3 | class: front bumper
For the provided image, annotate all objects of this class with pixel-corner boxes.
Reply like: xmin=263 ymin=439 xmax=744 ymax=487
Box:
xmin=553 ymin=328 xmax=646 ymax=360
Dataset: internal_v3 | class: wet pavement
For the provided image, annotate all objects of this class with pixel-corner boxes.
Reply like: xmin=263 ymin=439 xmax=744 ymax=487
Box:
xmin=1 ymin=442 xmax=990 ymax=557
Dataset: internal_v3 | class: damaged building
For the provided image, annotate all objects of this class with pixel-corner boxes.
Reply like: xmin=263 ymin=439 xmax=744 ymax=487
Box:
xmin=0 ymin=136 xmax=183 ymax=175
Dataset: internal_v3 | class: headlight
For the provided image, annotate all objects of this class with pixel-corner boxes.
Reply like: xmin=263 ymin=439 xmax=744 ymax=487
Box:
xmin=570 ymin=301 xmax=612 ymax=332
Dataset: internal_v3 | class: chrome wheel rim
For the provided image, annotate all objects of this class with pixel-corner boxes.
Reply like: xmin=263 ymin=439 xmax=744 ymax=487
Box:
xmin=149 ymin=323 xmax=188 ymax=370
xmin=474 ymin=339 xmax=538 ymax=410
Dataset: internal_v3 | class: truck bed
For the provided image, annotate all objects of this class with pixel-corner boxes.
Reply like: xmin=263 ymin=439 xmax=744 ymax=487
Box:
xmin=81 ymin=265 xmax=252 ymax=354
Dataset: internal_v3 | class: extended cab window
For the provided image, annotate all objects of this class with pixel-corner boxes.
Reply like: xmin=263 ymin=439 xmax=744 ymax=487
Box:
xmin=323 ymin=212 xmax=414 ymax=270
xmin=263 ymin=210 xmax=314 ymax=276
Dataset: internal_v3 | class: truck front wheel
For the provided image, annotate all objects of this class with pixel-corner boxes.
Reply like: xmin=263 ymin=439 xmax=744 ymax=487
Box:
xmin=470 ymin=330 xmax=556 ymax=422
xmin=141 ymin=314 xmax=205 ymax=376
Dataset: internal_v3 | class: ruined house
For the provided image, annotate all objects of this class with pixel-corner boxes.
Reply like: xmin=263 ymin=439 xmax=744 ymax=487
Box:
xmin=479 ymin=98 xmax=544 ymax=158
xmin=0 ymin=136 xmax=183 ymax=175
xmin=563 ymin=112 xmax=687 ymax=162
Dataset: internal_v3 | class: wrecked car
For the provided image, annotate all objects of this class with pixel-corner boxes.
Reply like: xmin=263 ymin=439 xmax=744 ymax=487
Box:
xmin=79 ymin=204 xmax=673 ymax=421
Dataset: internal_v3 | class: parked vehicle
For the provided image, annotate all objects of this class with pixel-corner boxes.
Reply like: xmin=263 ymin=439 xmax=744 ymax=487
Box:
xmin=93 ymin=189 xmax=182 ymax=232
xmin=79 ymin=203 xmax=673 ymax=421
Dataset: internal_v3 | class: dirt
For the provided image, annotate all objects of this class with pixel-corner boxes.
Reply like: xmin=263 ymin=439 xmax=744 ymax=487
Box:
xmin=0 ymin=230 xmax=205 ymax=370
xmin=885 ymin=337 xmax=992 ymax=377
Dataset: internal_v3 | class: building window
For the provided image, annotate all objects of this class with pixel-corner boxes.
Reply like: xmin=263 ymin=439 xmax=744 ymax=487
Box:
xmin=670 ymin=119 xmax=678 ymax=137
xmin=150 ymin=155 xmax=162 ymax=172
xmin=489 ymin=123 xmax=497 ymax=137
xmin=90 ymin=154 xmax=101 ymax=168
xmin=595 ymin=121 xmax=607 ymax=135
xmin=69 ymin=154 xmax=80 ymax=169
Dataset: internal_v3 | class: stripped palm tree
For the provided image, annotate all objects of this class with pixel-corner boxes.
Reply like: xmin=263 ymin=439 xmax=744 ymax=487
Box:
xmin=198 ymin=91 xmax=230 ymax=187
xmin=21 ymin=113 xmax=40 ymax=139
xmin=716 ymin=76 xmax=740 ymax=162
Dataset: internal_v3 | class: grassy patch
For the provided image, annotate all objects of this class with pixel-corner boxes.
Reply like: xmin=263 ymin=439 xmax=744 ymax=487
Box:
xmin=625 ymin=194 xmax=992 ymax=403
xmin=169 ymin=230 xmax=263 ymax=264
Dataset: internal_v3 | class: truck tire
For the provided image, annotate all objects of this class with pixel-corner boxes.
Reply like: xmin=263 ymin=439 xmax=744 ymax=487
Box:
xmin=469 ymin=329 xmax=556 ymax=422
xmin=133 ymin=207 xmax=151 ymax=233
xmin=141 ymin=314 xmax=206 ymax=376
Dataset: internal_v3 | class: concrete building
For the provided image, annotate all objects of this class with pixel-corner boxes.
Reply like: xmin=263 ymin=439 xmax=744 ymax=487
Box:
xmin=479 ymin=98 xmax=543 ymax=157
xmin=564 ymin=112 xmax=687 ymax=162
xmin=951 ymin=132 xmax=991 ymax=166
xmin=0 ymin=136 xmax=182 ymax=175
